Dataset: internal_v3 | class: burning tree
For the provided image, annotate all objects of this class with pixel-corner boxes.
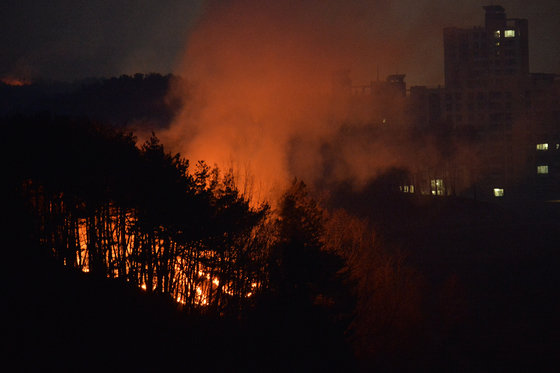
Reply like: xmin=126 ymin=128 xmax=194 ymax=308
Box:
xmin=4 ymin=115 xmax=271 ymax=316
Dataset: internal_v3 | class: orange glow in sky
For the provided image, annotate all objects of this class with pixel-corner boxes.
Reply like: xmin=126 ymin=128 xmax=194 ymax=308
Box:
xmin=1 ymin=76 xmax=30 ymax=86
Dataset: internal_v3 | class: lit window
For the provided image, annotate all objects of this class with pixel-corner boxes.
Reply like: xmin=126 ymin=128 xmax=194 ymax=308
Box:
xmin=504 ymin=30 xmax=515 ymax=38
xmin=536 ymin=143 xmax=549 ymax=150
xmin=400 ymin=185 xmax=415 ymax=193
xmin=537 ymin=165 xmax=549 ymax=174
xmin=430 ymin=179 xmax=444 ymax=196
xmin=494 ymin=30 xmax=501 ymax=38
xmin=493 ymin=188 xmax=504 ymax=197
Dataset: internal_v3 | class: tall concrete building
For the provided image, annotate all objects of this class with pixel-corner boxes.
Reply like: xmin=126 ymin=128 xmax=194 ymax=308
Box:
xmin=333 ymin=5 xmax=559 ymax=202
xmin=440 ymin=5 xmax=560 ymax=202
xmin=444 ymin=5 xmax=528 ymax=92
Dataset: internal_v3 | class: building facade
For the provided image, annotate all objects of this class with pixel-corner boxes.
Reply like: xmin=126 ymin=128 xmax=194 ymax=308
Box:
xmin=439 ymin=5 xmax=559 ymax=202
xmin=332 ymin=5 xmax=560 ymax=203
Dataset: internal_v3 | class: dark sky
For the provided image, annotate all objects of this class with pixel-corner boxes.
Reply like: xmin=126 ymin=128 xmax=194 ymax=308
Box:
xmin=1 ymin=0 xmax=559 ymax=86
xmin=0 ymin=0 xmax=202 ymax=81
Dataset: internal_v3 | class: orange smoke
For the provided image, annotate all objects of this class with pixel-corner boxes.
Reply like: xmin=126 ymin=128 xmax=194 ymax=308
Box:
xmin=161 ymin=0 xmax=444 ymax=201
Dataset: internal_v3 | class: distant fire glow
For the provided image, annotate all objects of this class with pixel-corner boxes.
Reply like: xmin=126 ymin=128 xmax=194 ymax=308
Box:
xmin=1 ymin=77 xmax=30 ymax=86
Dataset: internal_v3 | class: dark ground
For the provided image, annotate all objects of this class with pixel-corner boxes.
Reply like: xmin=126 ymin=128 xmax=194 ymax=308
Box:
xmin=328 ymin=183 xmax=560 ymax=372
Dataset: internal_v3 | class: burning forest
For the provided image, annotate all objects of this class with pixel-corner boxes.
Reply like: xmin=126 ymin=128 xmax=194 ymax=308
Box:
xmin=3 ymin=0 xmax=560 ymax=372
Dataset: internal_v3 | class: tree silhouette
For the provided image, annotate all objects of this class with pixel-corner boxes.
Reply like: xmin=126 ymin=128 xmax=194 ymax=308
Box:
xmin=3 ymin=115 xmax=271 ymax=316
xmin=2 ymin=115 xmax=368 ymax=371
xmin=252 ymin=180 xmax=355 ymax=370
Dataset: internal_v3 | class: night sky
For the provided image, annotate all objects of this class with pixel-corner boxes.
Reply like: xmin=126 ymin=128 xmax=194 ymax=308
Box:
xmin=1 ymin=0 xmax=559 ymax=86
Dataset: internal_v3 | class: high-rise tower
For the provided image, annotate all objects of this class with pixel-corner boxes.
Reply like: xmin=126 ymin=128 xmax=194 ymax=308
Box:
xmin=440 ymin=6 xmax=559 ymax=201
xmin=444 ymin=5 xmax=528 ymax=91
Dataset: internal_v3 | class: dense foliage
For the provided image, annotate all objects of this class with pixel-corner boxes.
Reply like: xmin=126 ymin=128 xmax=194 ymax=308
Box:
xmin=2 ymin=115 xmax=356 ymax=321
xmin=3 ymin=115 xmax=274 ymax=316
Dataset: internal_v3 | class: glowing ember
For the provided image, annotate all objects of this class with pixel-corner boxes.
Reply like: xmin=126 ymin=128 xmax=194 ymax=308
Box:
xmin=71 ymin=213 xmax=258 ymax=308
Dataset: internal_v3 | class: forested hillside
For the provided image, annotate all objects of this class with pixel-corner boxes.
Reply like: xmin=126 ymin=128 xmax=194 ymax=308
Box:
xmin=2 ymin=114 xmax=559 ymax=372
xmin=2 ymin=114 xmax=354 ymax=371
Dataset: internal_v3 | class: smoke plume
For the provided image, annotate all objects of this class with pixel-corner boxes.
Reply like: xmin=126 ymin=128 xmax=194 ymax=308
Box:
xmin=160 ymin=0 xmax=479 ymax=200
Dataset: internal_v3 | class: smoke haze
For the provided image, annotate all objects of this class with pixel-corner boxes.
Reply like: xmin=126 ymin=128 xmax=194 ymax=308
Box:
xmin=157 ymin=0 xmax=559 ymax=200
xmin=163 ymin=1 xmax=446 ymax=198
xmin=163 ymin=0 xmax=420 ymax=199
